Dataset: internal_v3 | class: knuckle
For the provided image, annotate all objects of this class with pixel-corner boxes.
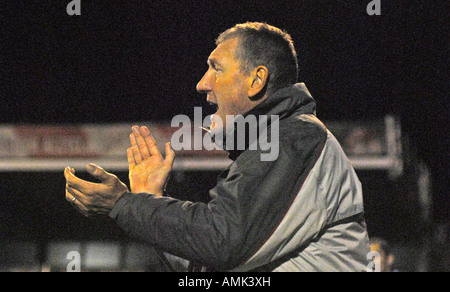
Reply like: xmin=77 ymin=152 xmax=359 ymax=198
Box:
xmin=86 ymin=196 xmax=96 ymax=206
xmin=79 ymin=196 xmax=91 ymax=206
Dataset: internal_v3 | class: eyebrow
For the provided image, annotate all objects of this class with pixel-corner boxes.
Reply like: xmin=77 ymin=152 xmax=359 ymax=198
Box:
xmin=207 ymin=58 xmax=223 ymax=69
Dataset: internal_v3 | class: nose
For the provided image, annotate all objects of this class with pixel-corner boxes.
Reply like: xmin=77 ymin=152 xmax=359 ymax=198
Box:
xmin=196 ymin=70 xmax=212 ymax=94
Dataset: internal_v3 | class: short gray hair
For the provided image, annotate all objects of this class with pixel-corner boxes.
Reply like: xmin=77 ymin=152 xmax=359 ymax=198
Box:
xmin=216 ymin=22 xmax=299 ymax=94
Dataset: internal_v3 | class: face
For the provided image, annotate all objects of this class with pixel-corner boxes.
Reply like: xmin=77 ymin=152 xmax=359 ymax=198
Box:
xmin=370 ymin=243 xmax=394 ymax=272
xmin=197 ymin=38 xmax=254 ymax=132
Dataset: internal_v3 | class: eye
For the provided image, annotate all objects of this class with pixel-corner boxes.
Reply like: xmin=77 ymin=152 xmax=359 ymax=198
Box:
xmin=210 ymin=62 xmax=222 ymax=72
xmin=211 ymin=65 xmax=220 ymax=72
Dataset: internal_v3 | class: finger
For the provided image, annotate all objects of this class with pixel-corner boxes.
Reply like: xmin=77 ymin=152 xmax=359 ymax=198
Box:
xmin=86 ymin=163 xmax=116 ymax=185
xmin=67 ymin=186 xmax=112 ymax=214
xmin=66 ymin=189 xmax=90 ymax=217
xmin=68 ymin=166 xmax=75 ymax=175
xmin=64 ymin=166 xmax=99 ymax=194
xmin=132 ymin=126 xmax=151 ymax=159
xmin=64 ymin=166 xmax=73 ymax=181
xmin=66 ymin=183 xmax=89 ymax=205
xmin=139 ymin=126 xmax=162 ymax=157
xmin=130 ymin=134 xmax=143 ymax=164
xmin=127 ymin=147 xmax=136 ymax=170
xmin=164 ymin=142 xmax=176 ymax=170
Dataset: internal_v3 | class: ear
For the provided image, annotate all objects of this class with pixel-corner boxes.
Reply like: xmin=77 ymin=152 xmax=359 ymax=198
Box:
xmin=387 ymin=254 xmax=395 ymax=266
xmin=248 ymin=66 xmax=269 ymax=98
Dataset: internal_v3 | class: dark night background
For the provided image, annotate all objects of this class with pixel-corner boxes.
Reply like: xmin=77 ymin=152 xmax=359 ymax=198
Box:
xmin=0 ymin=0 xmax=448 ymax=270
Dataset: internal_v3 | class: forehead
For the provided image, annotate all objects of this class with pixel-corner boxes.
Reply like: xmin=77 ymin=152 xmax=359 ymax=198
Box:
xmin=370 ymin=243 xmax=381 ymax=251
xmin=208 ymin=38 xmax=240 ymax=65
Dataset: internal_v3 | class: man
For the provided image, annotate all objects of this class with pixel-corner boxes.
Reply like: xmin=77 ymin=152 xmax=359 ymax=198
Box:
xmin=65 ymin=22 xmax=370 ymax=271
xmin=370 ymin=237 xmax=397 ymax=272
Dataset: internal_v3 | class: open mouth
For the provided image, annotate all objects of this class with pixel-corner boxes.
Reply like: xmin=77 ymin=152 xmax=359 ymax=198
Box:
xmin=208 ymin=101 xmax=219 ymax=113
xmin=207 ymin=101 xmax=221 ymax=130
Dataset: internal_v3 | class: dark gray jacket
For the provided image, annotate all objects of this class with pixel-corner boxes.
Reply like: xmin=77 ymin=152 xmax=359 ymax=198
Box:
xmin=109 ymin=83 xmax=370 ymax=272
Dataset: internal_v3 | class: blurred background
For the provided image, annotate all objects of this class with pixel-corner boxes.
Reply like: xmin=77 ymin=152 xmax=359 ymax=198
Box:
xmin=0 ymin=1 xmax=448 ymax=271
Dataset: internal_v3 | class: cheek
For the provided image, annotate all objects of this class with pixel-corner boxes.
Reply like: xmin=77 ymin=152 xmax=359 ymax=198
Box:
xmin=214 ymin=69 xmax=248 ymax=113
xmin=217 ymin=92 xmax=242 ymax=117
xmin=216 ymin=76 xmax=239 ymax=95
xmin=217 ymin=77 xmax=247 ymax=113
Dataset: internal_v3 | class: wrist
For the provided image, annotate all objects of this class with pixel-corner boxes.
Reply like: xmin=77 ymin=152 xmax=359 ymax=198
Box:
xmin=131 ymin=186 xmax=163 ymax=197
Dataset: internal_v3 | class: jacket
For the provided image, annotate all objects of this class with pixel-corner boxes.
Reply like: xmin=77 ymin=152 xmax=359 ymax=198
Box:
xmin=109 ymin=83 xmax=371 ymax=272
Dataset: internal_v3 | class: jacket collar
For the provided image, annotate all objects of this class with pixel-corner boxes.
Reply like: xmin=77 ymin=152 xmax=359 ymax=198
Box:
xmin=210 ymin=83 xmax=317 ymax=160
xmin=245 ymin=83 xmax=316 ymax=120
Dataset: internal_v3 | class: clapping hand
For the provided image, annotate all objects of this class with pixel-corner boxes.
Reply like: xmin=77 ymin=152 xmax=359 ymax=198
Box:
xmin=127 ymin=126 xmax=175 ymax=196
xmin=64 ymin=164 xmax=129 ymax=217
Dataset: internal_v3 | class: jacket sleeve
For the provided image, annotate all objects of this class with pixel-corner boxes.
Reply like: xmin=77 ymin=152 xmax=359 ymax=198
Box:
xmin=109 ymin=121 xmax=328 ymax=271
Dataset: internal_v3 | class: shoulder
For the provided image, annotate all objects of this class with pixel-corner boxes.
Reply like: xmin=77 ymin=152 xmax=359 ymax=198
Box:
xmin=278 ymin=114 xmax=328 ymax=151
xmin=232 ymin=114 xmax=328 ymax=170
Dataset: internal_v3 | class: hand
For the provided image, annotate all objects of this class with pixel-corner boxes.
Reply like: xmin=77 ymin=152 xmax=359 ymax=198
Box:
xmin=64 ymin=164 xmax=129 ymax=217
xmin=128 ymin=126 xmax=175 ymax=196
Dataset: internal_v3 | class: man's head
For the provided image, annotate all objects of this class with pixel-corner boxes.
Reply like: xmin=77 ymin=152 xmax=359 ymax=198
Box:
xmin=370 ymin=237 xmax=395 ymax=272
xmin=197 ymin=22 xmax=298 ymax=132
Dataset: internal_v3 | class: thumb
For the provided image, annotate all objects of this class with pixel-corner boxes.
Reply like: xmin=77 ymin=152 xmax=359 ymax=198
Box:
xmin=68 ymin=166 xmax=75 ymax=175
xmin=86 ymin=163 xmax=115 ymax=184
xmin=64 ymin=166 xmax=75 ymax=181
xmin=164 ymin=142 xmax=175 ymax=170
